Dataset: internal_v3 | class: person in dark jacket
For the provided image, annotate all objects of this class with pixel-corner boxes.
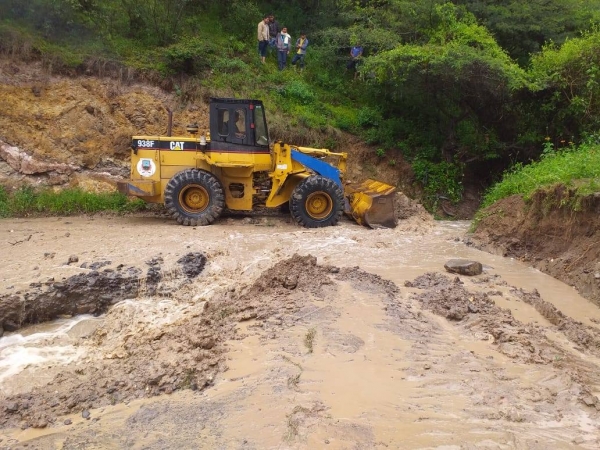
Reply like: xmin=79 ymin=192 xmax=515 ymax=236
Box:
xmin=268 ymin=14 xmax=280 ymax=55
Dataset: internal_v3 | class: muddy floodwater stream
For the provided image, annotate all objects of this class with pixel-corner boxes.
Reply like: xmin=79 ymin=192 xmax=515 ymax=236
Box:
xmin=1 ymin=214 xmax=600 ymax=449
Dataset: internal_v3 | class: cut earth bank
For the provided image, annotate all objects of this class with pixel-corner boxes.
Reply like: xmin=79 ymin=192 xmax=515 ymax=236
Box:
xmin=471 ymin=186 xmax=600 ymax=308
xmin=0 ymin=60 xmax=413 ymax=201
xmin=1 ymin=202 xmax=600 ymax=449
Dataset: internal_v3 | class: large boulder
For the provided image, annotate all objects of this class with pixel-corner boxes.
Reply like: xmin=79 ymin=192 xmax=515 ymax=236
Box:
xmin=444 ymin=259 xmax=483 ymax=276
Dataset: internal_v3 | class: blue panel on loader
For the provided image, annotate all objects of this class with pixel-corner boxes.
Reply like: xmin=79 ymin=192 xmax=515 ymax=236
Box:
xmin=291 ymin=149 xmax=342 ymax=188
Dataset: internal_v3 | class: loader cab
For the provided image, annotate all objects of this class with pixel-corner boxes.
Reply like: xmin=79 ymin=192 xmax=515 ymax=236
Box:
xmin=209 ymin=98 xmax=270 ymax=153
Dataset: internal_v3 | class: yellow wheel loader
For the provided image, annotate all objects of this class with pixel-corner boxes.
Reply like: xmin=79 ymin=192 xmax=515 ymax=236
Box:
xmin=117 ymin=98 xmax=397 ymax=229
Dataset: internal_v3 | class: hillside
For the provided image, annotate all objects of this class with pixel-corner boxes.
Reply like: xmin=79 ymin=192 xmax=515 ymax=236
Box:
xmin=0 ymin=59 xmax=414 ymax=199
xmin=1 ymin=0 xmax=600 ymax=218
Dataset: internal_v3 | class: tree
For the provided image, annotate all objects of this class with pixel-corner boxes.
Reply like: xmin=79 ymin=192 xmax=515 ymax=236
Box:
xmin=453 ymin=0 xmax=600 ymax=65
xmin=529 ymin=29 xmax=600 ymax=142
xmin=363 ymin=3 xmax=529 ymax=162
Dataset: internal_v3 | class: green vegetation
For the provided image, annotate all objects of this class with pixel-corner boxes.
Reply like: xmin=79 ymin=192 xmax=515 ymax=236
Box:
xmin=1 ymin=0 xmax=600 ymax=212
xmin=480 ymin=143 xmax=600 ymax=209
xmin=0 ymin=186 xmax=146 ymax=218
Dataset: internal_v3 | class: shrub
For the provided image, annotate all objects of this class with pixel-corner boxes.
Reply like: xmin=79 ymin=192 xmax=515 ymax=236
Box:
xmin=279 ymin=80 xmax=317 ymax=105
xmin=357 ymin=107 xmax=381 ymax=127
xmin=480 ymin=143 xmax=600 ymax=208
xmin=412 ymin=159 xmax=464 ymax=209
xmin=163 ymin=37 xmax=218 ymax=75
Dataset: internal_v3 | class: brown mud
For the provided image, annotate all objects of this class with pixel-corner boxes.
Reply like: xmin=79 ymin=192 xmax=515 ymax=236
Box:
xmin=1 ymin=216 xmax=600 ymax=448
xmin=0 ymin=253 xmax=205 ymax=333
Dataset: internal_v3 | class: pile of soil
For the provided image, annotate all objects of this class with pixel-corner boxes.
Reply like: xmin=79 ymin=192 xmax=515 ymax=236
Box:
xmin=470 ymin=186 xmax=600 ymax=306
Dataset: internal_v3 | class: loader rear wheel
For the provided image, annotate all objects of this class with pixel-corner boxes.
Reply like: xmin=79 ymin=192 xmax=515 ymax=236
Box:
xmin=290 ymin=175 xmax=344 ymax=228
xmin=165 ymin=169 xmax=225 ymax=226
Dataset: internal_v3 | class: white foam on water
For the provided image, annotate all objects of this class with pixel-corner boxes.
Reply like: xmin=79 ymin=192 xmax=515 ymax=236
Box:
xmin=0 ymin=315 xmax=95 ymax=384
xmin=297 ymin=235 xmax=357 ymax=252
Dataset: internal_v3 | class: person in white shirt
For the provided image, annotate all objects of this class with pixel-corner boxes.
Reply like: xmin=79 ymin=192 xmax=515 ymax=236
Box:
xmin=276 ymin=27 xmax=292 ymax=71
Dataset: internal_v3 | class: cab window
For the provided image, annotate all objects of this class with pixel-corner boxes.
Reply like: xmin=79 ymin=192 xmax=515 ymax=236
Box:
xmin=217 ymin=108 xmax=230 ymax=136
xmin=253 ymin=105 xmax=269 ymax=146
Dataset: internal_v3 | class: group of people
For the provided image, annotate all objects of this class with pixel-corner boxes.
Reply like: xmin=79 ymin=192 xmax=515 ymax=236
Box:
xmin=257 ymin=14 xmax=364 ymax=76
xmin=257 ymin=14 xmax=309 ymax=71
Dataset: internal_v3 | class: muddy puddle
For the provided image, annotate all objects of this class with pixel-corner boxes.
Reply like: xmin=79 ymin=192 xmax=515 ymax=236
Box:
xmin=1 ymin=215 xmax=600 ymax=448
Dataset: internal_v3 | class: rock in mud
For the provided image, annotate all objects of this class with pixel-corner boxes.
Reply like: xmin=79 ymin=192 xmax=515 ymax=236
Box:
xmin=4 ymin=402 xmax=18 ymax=413
xmin=582 ymin=395 xmax=598 ymax=407
xmin=177 ymin=252 xmax=207 ymax=278
xmin=444 ymin=259 xmax=483 ymax=276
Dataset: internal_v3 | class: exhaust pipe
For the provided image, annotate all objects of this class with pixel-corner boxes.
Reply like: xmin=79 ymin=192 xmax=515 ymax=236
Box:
xmin=167 ymin=108 xmax=173 ymax=136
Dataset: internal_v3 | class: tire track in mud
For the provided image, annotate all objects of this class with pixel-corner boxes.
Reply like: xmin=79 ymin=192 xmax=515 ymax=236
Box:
xmin=402 ymin=272 xmax=600 ymax=446
xmin=2 ymin=255 xmax=600 ymax=448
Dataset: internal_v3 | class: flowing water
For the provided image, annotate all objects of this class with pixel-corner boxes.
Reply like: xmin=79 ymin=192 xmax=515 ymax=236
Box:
xmin=1 ymin=215 xmax=600 ymax=448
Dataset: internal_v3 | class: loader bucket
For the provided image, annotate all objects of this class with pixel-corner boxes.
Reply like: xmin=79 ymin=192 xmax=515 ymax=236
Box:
xmin=345 ymin=179 xmax=398 ymax=229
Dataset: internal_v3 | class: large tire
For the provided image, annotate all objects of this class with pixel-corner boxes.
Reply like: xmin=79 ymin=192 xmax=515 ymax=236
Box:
xmin=290 ymin=175 xmax=344 ymax=228
xmin=164 ymin=169 xmax=225 ymax=226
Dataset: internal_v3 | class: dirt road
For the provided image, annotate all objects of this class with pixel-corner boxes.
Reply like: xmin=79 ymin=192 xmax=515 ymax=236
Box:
xmin=1 ymin=212 xmax=600 ymax=449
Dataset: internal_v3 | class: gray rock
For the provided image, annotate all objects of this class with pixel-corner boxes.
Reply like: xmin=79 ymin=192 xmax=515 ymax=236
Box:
xmin=5 ymin=402 xmax=18 ymax=413
xmin=582 ymin=395 xmax=598 ymax=407
xmin=68 ymin=255 xmax=79 ymax=264
xmin=444 ymin=259 xmax=483 ymax=276
xmin=64 ymin=418 xmax=72 ymax=425
xmin=82 ymin=409 xmax=90 ymax=419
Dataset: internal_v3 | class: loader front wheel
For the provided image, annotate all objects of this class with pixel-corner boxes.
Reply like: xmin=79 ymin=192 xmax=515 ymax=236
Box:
xmin=165 ymin=169 xmax=225 ymax=226
xmin=290 ymin=176 xmax=344 ymax=228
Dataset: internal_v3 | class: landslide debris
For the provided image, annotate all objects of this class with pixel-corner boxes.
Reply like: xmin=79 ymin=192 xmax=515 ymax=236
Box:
xmin=0 ymin=252 xmax=206 ymax=333
xmin=0 ymin=254 xmax=345 ymax=429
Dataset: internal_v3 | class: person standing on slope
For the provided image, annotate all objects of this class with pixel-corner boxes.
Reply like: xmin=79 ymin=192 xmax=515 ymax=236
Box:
xmin=291 ymin=32 xmax=309 ymax=71
xmin=257 ymin=15 xmax=270 ymax=64
xmin=276 ymin=27 xmax=292 ymax=71
xmin=268 ymin=14 xmax=280 ymax=56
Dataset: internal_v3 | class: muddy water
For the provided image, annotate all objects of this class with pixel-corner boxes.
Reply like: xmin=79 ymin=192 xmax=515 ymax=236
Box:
xmin=2 ymin=215 xmax=600 ymax=448
xmin=0 ymin=316 xmax=102 ymax=395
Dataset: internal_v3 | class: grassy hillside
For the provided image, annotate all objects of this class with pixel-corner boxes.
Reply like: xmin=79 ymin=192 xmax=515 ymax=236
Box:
xmin=473 ymin=142 xmax=600 ymax=230
xmin=1 ymin=1 xmax=600 ymax=214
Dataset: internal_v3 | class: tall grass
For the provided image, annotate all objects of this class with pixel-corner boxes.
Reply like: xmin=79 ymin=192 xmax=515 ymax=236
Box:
xmin=480 ymin=143 xmax=600 ymax=209
xmin=0 ymin=186 xmax=146 ymax=218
